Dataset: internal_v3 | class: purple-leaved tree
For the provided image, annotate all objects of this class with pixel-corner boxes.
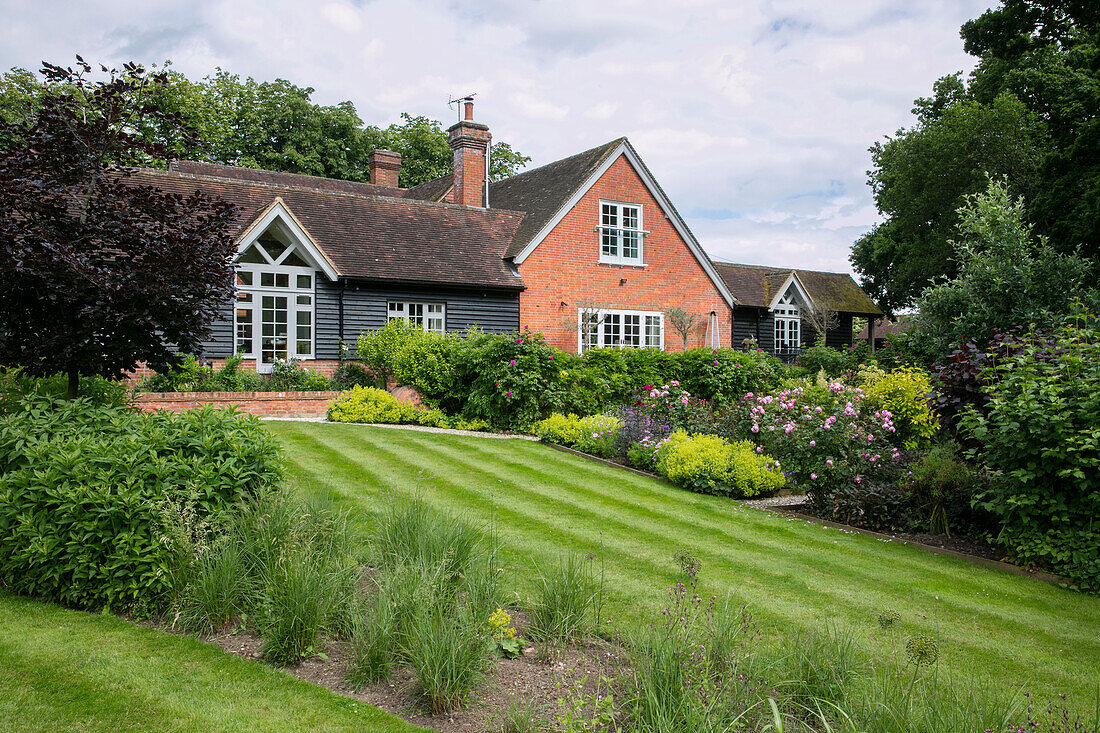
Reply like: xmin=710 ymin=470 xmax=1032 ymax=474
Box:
xmin=0 ymin=58 xmax=237 ymax=397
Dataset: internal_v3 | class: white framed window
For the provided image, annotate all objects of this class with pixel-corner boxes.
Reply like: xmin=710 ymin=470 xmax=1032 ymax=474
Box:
xmin=578 ymin=308 xmax=663 ymax=352
xmin=773 ymin=292 xmax=800 ymax=352
xmin=233 ymin=235 xmax=316 ymax=371
xmin=598 ymin=200 xmax=645 ymax=265
xmin=388 ymin=301 xmax=445 ymax=333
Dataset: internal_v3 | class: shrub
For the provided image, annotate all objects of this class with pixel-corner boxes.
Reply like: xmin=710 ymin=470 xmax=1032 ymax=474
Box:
xmin=797 ymin=344 xmax=858 ymax=378
xmin=532 ymin=412 xmax=620 ymax=457
xmin=962 ymin=314 xmax=1100 ymax=591
xmin=459 ymin=329 xmax=562 ymax=430
xmin=0 ymin=367 xmax=133 ymax=408
xmin=723 ymin=383 xmax=904 ymax=511
xmin=0 ymin=395 xmax=281 ymax=610
xmin=655 ymin=431 xmax=785 ymax=498
xmin=906 ymin=445 xmax=993 ymax=537
xmin=827 ymin=481 xmax=915 ymax=533
xmin=392 ymin=332 xmax=457 ymax=399
xmin=356 ymin=318 xmax=421 ymax=386
xmin=327 ymin=385 xmax=418 ymax=424
xmin=269 ymin=357 xmax=331 ymax=391
xmin=677 ymin=348 xmax=784 ymax=404
xmin=330 ymin=362 xmax=374 ymax=391
xmin=532 ymin=412 xmax=585 ymax=446
xmin=864 ymin=366 xmax=939 ymax=449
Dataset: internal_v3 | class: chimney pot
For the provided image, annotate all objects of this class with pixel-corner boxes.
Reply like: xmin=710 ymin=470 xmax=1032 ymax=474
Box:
xmin=464 ymin=99 xmax=474 ymax=121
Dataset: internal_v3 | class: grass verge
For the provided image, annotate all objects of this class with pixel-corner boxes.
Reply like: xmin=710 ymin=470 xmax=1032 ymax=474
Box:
xmin=0 ymin=591 xmax=426 ymax=733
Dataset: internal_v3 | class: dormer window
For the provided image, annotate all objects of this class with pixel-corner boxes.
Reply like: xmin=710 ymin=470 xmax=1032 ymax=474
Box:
xmin=598 ymin=201 xmax=644 ymax=265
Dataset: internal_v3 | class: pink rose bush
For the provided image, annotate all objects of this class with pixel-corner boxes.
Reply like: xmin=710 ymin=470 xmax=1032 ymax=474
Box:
xmin=723 ymin=382 xmax=905 ymax=512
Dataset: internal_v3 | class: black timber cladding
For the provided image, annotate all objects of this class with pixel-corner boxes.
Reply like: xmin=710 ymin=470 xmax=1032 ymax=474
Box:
xmin=198 ymin=275 xmax=520 ymax=359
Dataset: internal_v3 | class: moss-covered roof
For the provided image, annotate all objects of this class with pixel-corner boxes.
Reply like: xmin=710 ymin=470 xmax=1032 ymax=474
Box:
xmin=713 ymin=261 xmax=881 ymax=316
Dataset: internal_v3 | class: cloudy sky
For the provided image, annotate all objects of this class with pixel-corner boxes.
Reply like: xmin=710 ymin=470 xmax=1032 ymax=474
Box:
xmin=1 ymin=0 xmax=991 ymax=274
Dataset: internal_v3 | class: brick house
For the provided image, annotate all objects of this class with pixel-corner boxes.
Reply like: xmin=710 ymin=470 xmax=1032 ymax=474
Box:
xmin=132 ymin=99 xmax=873 ymax=372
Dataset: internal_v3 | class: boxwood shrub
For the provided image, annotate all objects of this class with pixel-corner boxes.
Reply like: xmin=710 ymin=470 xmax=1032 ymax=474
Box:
xmin=0 ymin=394 xmax=282 ymax=611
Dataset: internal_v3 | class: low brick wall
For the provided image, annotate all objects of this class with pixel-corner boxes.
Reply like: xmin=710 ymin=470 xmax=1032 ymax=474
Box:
xmin=137 ymin=391 xmax=340 ymax=418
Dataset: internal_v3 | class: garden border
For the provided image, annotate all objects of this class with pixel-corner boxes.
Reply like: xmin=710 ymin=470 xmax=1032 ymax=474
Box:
xmin=543 ymin=442 xmax=1073 ymax=588
xmin=766 ymin=509 xmax=1070 ymax=587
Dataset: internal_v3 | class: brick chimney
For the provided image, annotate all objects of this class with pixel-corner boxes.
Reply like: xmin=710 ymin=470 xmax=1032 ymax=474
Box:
xmin=368 ymin=149 xmax=401 ymax=188
xmin=447 ymin=99 xmax=491 ymax=207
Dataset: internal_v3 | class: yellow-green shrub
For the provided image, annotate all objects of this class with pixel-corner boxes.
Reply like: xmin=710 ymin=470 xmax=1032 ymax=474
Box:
xmin=655 ymin=431 xmax=785 ymax=498
xmin=532 ymin=412 xmax=620 ymax=457
xmin=864 ymin=366 xmax=939 ymax=449
xmin=327 ymin=386 xmax=418 ymax=424
xmin=532 ymin=413 xmax=585 ymax=445
xmin=573 ymin=414 xmax=620 ymax=457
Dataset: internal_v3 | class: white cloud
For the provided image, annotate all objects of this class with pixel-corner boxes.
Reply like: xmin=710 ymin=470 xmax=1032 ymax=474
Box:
xmin=0 ymin=0 xmax=990 ymax=275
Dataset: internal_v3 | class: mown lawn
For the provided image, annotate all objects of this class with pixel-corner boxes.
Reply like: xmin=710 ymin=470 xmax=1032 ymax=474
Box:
xmin=269 ymin=421 xmax=1100 ymax=708
xmin=0 ymin=592 xmax=426 ymax=733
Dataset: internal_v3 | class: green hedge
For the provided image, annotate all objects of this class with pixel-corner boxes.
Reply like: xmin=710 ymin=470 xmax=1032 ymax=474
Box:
xmin=0 ymin=394 xmax=282 ymax=611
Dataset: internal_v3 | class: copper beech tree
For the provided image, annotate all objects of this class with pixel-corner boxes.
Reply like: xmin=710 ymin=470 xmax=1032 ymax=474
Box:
xmin=0 ymin=59 xmax=237 ymax=397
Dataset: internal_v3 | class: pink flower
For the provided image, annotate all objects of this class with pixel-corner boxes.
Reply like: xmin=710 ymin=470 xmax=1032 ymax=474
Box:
xmin=505 ymin=391 xmax=513 ymax=397
xmin=509 ymin=359 xmax=516 ymax=366
xmin=810 ymin=473 xmax=817 ymax=480
xmin=671 ymin=380 xmax=680 ymax=387
xmin=823 ymin=423 xmax=831 ymax=430
xmin=855 ymin=476 xmax=861 ymax=484
xmin=826 ymin=459 xmax=833 ymax=466
xmin=751 ymin=424 xmax=759 ymax=433
xmin=746 ymin=392 xmax=754 ymax=398
xmin=549 ymin=355 xmax=554 ymax=360
xmin=814 ymin=406 xmax=822 ymax=413
xmin=713 ymin=361 xmax=719 ymax=366
xmin=809 ymin=440 xmax=816 ymax=447
xmin=867 ymin=434 xmax=874 ymax=442
xmin=756 ymin=446 xmax=763 ymax=453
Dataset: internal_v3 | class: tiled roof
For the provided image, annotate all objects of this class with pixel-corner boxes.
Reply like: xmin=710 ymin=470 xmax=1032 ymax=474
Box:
xmin=402 ymin=174 xmax=453 ymax=202
xmin=713 ymin=262 xmax=881 ymax=315
xmin=489 ymin=139 xmax=625 ymax=258
xmin=131 ymin=168 xmax=526 ymax=290
xmin=170 ymin=161 xmax=408 ymax=199
xmin=856 ymin=315 xmax=912 ymax=339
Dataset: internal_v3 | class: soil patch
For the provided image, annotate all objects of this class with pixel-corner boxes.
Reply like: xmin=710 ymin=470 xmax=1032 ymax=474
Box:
xmin=153 ymin=617 xmax=619 ymax=733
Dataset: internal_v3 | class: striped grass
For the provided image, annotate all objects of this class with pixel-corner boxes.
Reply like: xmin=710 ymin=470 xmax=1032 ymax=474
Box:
xmin=267 ymin=421 xmax=1100 ymax=711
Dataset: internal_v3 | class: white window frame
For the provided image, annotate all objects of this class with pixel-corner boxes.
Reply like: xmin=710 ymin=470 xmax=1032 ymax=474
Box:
xmin=597 ymin=200 xmax=646 ymax=266
xmin=578 ymin=308 xmax=663 ymax=352
xmin=773 ymin=292 xmax=801 ymax=352
xmin=388 ymin=301 xmax=446 ymax=334
xmin=233 ymin=237 xmax=317 ymax=372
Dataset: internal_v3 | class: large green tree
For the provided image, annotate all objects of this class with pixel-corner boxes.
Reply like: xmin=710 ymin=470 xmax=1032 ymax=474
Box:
xmin=0 ymin=65 xmax=529 ymax=186
xmin=852 ymin=0 xmax=1099 ymax=313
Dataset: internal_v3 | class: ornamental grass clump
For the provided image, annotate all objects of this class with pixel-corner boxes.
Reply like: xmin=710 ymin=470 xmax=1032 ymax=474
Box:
xmin=528 ymin=553 xmax=602 ymax=647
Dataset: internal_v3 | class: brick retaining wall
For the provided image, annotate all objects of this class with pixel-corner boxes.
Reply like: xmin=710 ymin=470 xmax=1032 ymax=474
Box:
xmin=137 ymin=391 xmax=340 ymax=418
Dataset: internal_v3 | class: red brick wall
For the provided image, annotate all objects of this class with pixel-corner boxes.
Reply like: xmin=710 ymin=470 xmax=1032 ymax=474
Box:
xmin=137 ymin=391 xmax=340 ymax=418
xmin=126 ymin=359 xmax=347 ymax=383
xmin=515 ymin=155 xmax=732 ymax=352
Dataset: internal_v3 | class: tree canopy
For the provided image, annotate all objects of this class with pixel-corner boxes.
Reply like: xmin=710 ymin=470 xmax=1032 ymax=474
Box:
xmin=851 ymin=0 xmax=1100 ymax=313
xmin=0 ymin=59 xmax=238 ymax=397
xmin=0 ymin=64 xmax=530 ymax=186
xmin=905 ymin=176 xmax=1092 ymax=361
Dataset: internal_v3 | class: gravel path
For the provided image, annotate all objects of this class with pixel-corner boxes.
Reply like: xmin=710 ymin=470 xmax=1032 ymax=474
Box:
xmin=739 ymin=493 xmax=807 ymax=509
